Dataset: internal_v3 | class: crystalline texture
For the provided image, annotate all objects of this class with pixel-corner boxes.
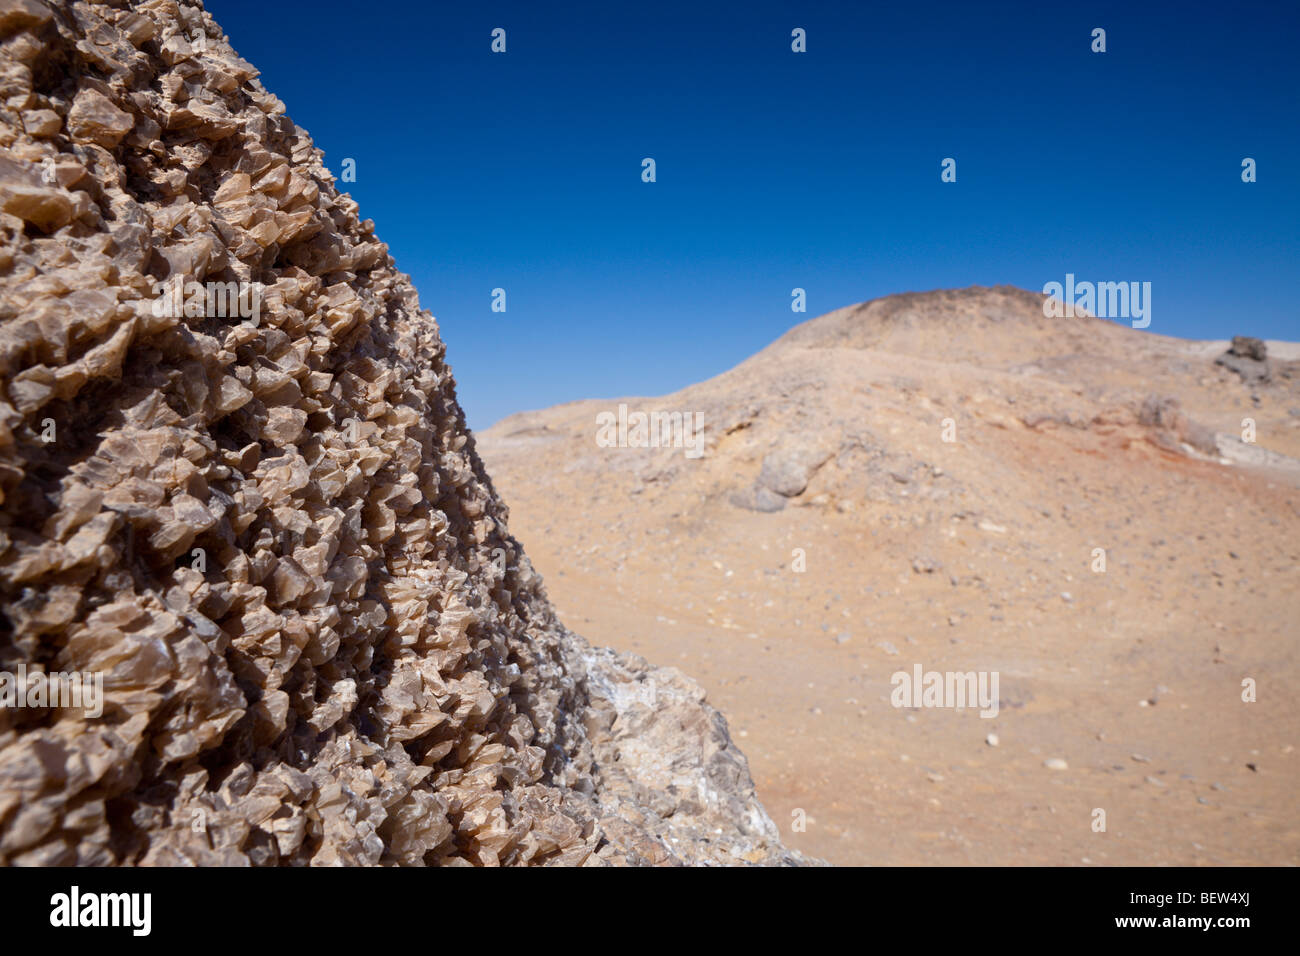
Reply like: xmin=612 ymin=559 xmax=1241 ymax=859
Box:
xmin=0 ymin=0 xmax=807 ymax=867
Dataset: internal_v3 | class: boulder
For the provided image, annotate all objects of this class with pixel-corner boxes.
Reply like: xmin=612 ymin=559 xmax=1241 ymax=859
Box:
xmin=1216 ymin=336 xmax=1270 ymax=384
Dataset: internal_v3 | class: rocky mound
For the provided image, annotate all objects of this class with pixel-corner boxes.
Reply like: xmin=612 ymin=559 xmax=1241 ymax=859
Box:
xmin=760 ymin=285 xmax=1133 ymax=364
xmin=0 ymin=0 xmax=802 ymax=866
xmin=477 ymin=287 xmax=1300 ymax=865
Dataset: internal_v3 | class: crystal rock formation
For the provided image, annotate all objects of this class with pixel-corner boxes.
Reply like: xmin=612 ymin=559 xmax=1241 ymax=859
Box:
xmin=0 ymin=0 xmax=804 ymax=866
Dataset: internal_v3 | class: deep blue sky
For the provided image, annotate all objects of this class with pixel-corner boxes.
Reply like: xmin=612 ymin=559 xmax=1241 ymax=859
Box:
xmin=210 ymin=0 xmax=1298 ymax=429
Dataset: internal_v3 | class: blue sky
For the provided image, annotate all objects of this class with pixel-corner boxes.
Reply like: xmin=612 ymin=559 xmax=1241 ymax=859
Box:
xmin=211 ymin=0 xmax=1299 ymax=429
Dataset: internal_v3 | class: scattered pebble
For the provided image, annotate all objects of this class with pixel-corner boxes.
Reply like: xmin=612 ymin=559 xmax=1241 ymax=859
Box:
xmin=986 ymin=733 xmax=999 ymax=747
xmin=1044 ymin=758 xmax=1068 ymax=771
xmin=911 ymin=556 xmax=942 ymax=574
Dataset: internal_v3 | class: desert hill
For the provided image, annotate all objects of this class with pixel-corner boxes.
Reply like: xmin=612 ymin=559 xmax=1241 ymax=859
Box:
xmin=479 ymin=286 xmax=1300 ymax=865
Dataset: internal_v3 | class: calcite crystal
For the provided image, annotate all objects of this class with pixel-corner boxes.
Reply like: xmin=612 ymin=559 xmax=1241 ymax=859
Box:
xmin=0 ymin=0 xmax=803 ymax=866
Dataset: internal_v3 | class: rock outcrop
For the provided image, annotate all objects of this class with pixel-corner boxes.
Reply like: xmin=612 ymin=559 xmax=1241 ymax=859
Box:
xmin=1215 ymin=335 xmax=1270 ymax=384
xmin=0 ymin=0 xmax=803 ymax=866
xmin=1136 ymin=394 xmax=1220 ymax=456
xmin=729 ymin=442 xmax=834 ymax=512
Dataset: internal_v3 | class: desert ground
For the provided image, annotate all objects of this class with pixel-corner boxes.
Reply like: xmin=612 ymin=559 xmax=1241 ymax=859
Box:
xmin=478 ymin=286 xmax=1300 ymax=866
